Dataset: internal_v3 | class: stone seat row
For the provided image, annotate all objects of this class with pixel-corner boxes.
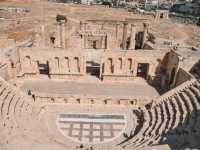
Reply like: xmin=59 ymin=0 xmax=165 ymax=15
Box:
xmin=0 ymin=79 xmax=35 ymax=145
xmin=121 ymin=81 xmax=200 ymax=149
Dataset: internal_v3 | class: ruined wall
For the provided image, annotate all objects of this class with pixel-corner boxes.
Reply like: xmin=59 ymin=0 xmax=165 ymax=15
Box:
xmin=101 ymin=50 xmax=167 ymax=82
xmin=160 ymin=51 xmax=180 ymax=87
xmin=43 ymin=16 xmax=152 ymax=52
xmin=17 ymin=48 xmax=86 ymax=80
xmin=30 ymin=93 xmax=151 ymax=107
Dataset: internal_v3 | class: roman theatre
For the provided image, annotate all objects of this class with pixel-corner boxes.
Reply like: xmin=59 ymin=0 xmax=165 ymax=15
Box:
xmin=0 ymin=0 xmax=200 ymax=150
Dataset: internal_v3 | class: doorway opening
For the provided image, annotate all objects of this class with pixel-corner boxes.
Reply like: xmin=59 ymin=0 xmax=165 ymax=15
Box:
xmin=137 ymin=63 xmax=149 ymax=79
xmin=86 ymin=61 xmax=100 ymax=78
xmin=92 ymin=41 xmax=97 ymax=49
xmin=160 ymin=13 xmax=164 ymax=19
xmin=37 ymin=61 xmax=50 ymax=76
xmin=50 ymin=36 xmax=55 ymax=44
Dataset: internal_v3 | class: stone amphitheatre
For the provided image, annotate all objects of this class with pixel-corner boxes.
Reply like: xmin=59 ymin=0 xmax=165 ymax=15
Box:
xmin=0 ymin=0 xmax=200 ymax=150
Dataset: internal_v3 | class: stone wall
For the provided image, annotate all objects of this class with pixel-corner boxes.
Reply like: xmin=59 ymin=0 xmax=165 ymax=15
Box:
xmin=31 ymin=94 xmax=151 ymax=107
xmin=164 ymin=51 xmax=180 ymax=87
xmin=101 ymin=49 xmax=168 ymax=82
xmin=175 ymin=68 xmax=193 ymax=87
xmin=17 ymin=48 xmax=86 ymax=80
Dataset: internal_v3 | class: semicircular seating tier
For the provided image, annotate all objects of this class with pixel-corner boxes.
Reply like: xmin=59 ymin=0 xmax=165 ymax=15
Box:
xmin=120 ymin=79 xmax=200 ymax=149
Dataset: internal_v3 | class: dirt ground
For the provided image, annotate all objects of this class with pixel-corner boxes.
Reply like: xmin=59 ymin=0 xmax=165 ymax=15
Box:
xmin=0 ymin=0 xmax=199 ymax=47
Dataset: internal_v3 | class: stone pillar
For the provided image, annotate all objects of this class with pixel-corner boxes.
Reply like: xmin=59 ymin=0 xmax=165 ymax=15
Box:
xmin=104 ymin=59 xmax=111 ymax=74
xmin=55 ymin=22 xmax=62 ymax=48
xmin=155 ymin=11 xmax=159 ymax=22
xmin=41 ymin=25 xmax=45 ymax=47
xmin=61 ymin=20 xmax=66 ymax=49
xmin=122 ymin=22 xmax=128 ymax=50
xmin=84 ymin=35 xmax=88 ymax=49
xmin=80 ymin=21 xmax=82 ymax=30
xmin=83 ymin=22 xmax=87 ymax=31
xmin=142 ymin=23 xmax=149 ymax=49
xmin=115 ymin=23 xmax=119 ymax=39
xmin=129 ymin=24 xmax=136 ymax=50
xmin=101 ymin=23 xmax=104 ymax=30
xmin=102 ymin=36 xmax=106 ymax=49
xmin=106 ymin=34 xmax=111 ymax=50
xmin=165 ymin=12 xmax=169 ymax=19
xmin=34 ymin=32 xmax=41 ymax=47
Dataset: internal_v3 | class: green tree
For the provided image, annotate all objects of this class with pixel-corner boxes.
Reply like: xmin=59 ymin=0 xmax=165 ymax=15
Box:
xmin=147 ymin=32 xmax=156 ymax=44
xmin=135 ymin=31 xmax=143 ymax=49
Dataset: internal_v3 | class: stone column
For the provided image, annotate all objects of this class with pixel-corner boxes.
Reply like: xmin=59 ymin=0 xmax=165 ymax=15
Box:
xmin=129 ymin=24 xmax=136 ymax=50
xmin=115 ymin=23 xmax=120 ymax=49
xmin=41 ymin=25 xmax=46 ymax=47
xmin=115 ymin=23 xmax=119 ymax=39
xmin=102 ymin=36 xmax=106 ymax=49
xmin=122 ymin=22 xmax=128 ymax=50
xmin=84 ymin=35 xmax=88 ymax=49
xmin=80 ymin=56 xmax=85 ymax=74
xmin=155 ymin=11 xmax=160 ymax=22
xmin=83 ymin=22 xmax=87 ymax=31
xmin=106 ymin=34 xmax=111 ymax=50
xmin=101 ymin=23 xmax=104 ymax=30
xmin=55 ymin=22 xmax=62 ymax=48
xmin=61 ymin=20 xmax=66 ymax=49
xmin=165 ymin=12 xmax=169 ymax=19
xmin=104 ymin=60 xmax=109 ymax=74
xmin=80 ymin=21 xmax=82 ymax=30
xmin=142 ymin=23 xmax=149 ymax=49
xmin=34 ymin=32 xmax=42 ymax=47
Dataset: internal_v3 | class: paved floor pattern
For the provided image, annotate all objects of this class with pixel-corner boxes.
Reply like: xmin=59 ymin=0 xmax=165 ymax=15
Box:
xmin=57 ymin=113 xmax=126 ymax=143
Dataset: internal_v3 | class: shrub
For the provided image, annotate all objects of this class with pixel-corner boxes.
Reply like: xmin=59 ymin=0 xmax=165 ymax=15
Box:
xmin=147 ymin=32 xmax=156 ymax=44
xmin=56 ymin=14 xmax=66 ymax=22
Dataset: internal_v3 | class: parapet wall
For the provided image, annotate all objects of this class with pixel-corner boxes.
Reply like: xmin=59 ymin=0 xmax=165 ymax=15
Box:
xmin=175 ymin=68 xmax=193 ymax=87
xmin=31 ymin=93 xmax=152 ymax=107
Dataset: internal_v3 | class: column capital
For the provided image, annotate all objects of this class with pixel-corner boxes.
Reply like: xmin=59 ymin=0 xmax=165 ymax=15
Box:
xmin=143 ymin=22 xmax=149 ymax=28
xmin=131 ymin=24 xmax=136 ymax=27
xmin=123 ymin=22 xmax=128 ymax=26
